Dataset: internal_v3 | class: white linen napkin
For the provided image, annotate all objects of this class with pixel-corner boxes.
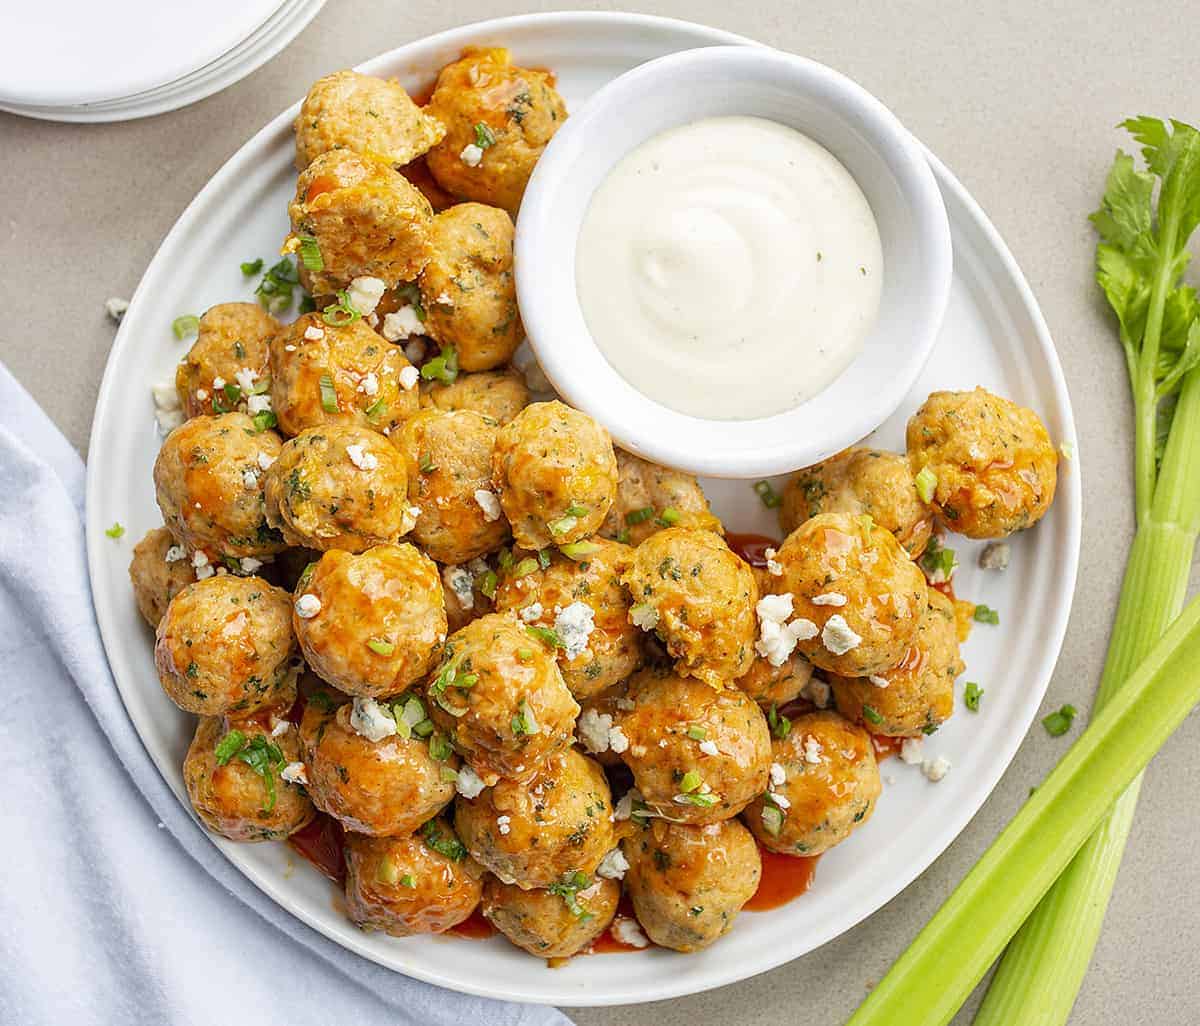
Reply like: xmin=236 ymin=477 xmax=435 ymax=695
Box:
xmin=0 ymin=362 xmax=570 ymax=1026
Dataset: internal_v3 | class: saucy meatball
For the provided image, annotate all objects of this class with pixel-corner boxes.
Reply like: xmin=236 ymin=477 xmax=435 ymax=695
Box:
xmin=830 ymin=588 xmax=963 ymax=737
xmin=622 ymin=528 xmax=758 ymax=687
xmin=285 ymin=149 xmax=434 ymax=296
xmin=491 ymin=401 xmax=618 ymax=549
xmin=455 ymin=748 xmax=614 ymax=888
xmin=129 ymin=526 xmax=195 ymax=627
xmin=770 ymin=512 xmax=928 ymax=678
xmin=744 ymin=710 xmax=881 ymax=855
xmin=153 ymin=413 xmax=286 ymax=562
xmin=615 ymin=667 xmax=771 ymax=825
xmin=622 ymin=818 xmax=761 ymax=953
xmin=780 ymin=448 xmax=933 ymax=558
xmin=600 ymin=450 xmax=723 ymax=546
xmin=494 ymin=539 xmax=642 ymax=699
xmin=155 ymin=575 xmax=297 ymax=716
xmin=175 ymin=303 xmax=278 ymax=421
xmin=417 ymin=203 xmax=521 ymax=372
xmin=269 ymin=313 xmax=419 ymax=437
xmin=483 ymin=874 xmax=619 ymax=959
xmin=344 ymin=825 xmax=483 ymax=936
xmin=735 ymin=651 xmax=814 ymax=710
xmin=422 ymin=367 xmax=530 ymax=424
xmin=183 ymin=714 xmax=313 ymax=842
xmin=293 ymin=545 xmax=446 ymax=698
xmin=294 ymin=70 xmax=445 ymax=170
xmin=906 ymin=387 xmax=1058 ymax=538
xmin=426 ymin=612 xmax=579 ymax=784
xmin=424 ymin=47 xmax=568 ymax=215
xmin=395 ymin=409 xmax=510 ymax=564
xmin=263 ymin=423 xmax=414 ymax=552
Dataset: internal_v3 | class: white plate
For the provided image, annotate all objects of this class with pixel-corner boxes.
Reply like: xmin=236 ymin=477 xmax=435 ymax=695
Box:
xmin=86 ymin=12 xmax=1081 ymax=1007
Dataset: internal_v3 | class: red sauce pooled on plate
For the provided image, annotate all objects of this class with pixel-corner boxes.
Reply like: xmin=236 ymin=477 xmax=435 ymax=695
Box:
xmin=449 ymin=906 xmax=496 ymax=939
xmin=288 ymin=813 xmax=346 ymax=886
xmin=745 ymin=846 xmax=820 ymax=911
xmin=871 ymin=735 xmax=904 ymax=761
xmin=589 ymin=893 xmax=645 ymax=954
xmin=725 ymin=532 xmax=781 ymax=569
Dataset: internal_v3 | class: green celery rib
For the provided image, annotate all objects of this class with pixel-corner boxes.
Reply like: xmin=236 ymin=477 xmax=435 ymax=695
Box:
xmin=844 ymin=592 xmax=1200 ymax=1026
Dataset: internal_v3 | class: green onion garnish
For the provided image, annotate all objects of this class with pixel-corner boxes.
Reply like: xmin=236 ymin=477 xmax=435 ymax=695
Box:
xmin=478 ymin=570 xmax=498 ymax=598
xmin=768 ymin=704 xmax=792 ymax=739
xmin=862 ymin=704 xmax=884 ymax=726
xmin=420 ymin=345 xmax=459 ymax=385
xmin=172 ymin=315 xmax=199 ymax=340
xmin=516 ymin=647 xmax=534 ymax=661
xmin=914 ymin=465 xmax=938 ymax=504
xmin=761 ymin=803 xmax=785 ymax=837
xmin=255 ymin=257 xmax=300 ymax=314
xmin=429 ymin=733 xmax=453 ymax=761
xmin=920 ymin=537 xmax=958 ymax=583
xmin=525 ymin=625 xmax=562 ymax=648
xmin=298 ymin=294 xmax=316 ymax=314
xmin=973 ymin=604 xmax=1000 ymax=625
xmin=105 ymin=522 xmax=125 ymax=539
xmin=418 ymin=452 xmax=436 ymax=474
xmin=656 ymin=507 xmax=682 ymax=527
xmin=510 ymin=699 xmax=539 ymax=736
xmin=440 ymin=766 xmax=459 ymax=782
xmin=367 ymin=637 xmax=395 ymax=656
xmin=213 ymin=730 xmax=283 ymax=811
xmin=686 ymin=725 xmax=707 ymax=741
xmin=964 ymin=681 xmax=984 ymax=712
xmin=753 ymin=480 xmax=781 ymax=508
xmin=625 ymin=506 xmax=654 ymax=526
xmin=564 ymin=503 xmax=589 ymax=518
xmin=252 ymin=410 xmax=278 ymax=433
xmin=514 ymin=557 xmax=540 ymax=578
xmin=318 ymin=373 xmax=338 ymax=413
xmin=214 ymin=730 xmax=246 ymax=764
xmin=400 ymin=874 xmax=416 ymax=888
xmin=240 ymin=258 xmax=263 ymax=277
xmin=376 ymin=855 xmax=401 ymax=885
xmin=1042 ymin=704 xmax=1078 ymax=737
xmin=474 ymin=122 xmax=497 ymax=149
xmin=536 ymin=548 xmax=551 ymax=569
xmin=560 ymin=541 xmax=601 ymax=560
xmin=297 ymin=234 xmax=323 ymax=272
xmin=421 ymin=819 xmax=467 ymax=861
xmin=679 ymin=770 xmax=702 ymax=793
xmin=321 ymin=290 xmax=361 ymax=327
xmin=675 ymin=791 xmax=719 ymax=808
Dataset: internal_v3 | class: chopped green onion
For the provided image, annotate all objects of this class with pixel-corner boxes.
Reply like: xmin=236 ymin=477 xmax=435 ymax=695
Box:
xmin=761 ymin=803 xmax=785 ymax=837
xmin=420 ymin=345 xmax=459 ymax=385
xmin=298 ymin=294 xmax=316 ymax=314
xmin=478 ymin=570 xmax=498 ymax=598
xmin=525 ymin=625 xmax=562 ymax=649
xmin=497 ymin=549 xmax=514 ymax=570
xmin=1042 ymin=704 xmax=1078 ymax=737
xmin=376 ymin=855 xmax=401 ymax=885
xmin=213 ymin=730 xmax=283 ymax=811
xmin=516 ymin=647 xmax=534 ymax=661
xmin=964 ymin=682 xmax=984 ymax=712
xmin=919 ymin=536 xmax=958 ymax=583
xmin=656 ymin=507 xmax=681 ymax=527
xmin=366 ymin=637 xmax=395 ymax=656
xmin=862 ymin=704 xmax=884 ymax=726
xmin=318 ymin=373 xmax=338 ymax=413
xmin=364 ymin=396 xmax=387 ymax=421
xmin=679 ymin=770 xmax=702 ymax=793
xmin=421 ymin=819 xmax=467 ymax=861
xmin=514 ymin=557 xmax=540 ymax=578
xmin=297 ymin=561 xmax=317 ymax=590
xmin=560 ymin=541 xmax=601 ymax=560
xmin=440 ymin=766 xmax=459 ymax=782
xmin=510 ymin=698 xmax=539 ymax=736
xmin=548 ymin=515 xmax=577 ymax=535
xmin=564 ymin=504 xmax=589 ymax=518
xmin=536 ymin=548 xmax=552 ymax=569
xmin=615 ymin=529 xmax=631 ymax=544
xmin=214 ymin=730 xmax=247 ymax=764
xmin=399 ymin=874 xmax=416 ymax=888
xmin=251 ymin=410 xmax=278 ymax=433
xmin=686 ymin=725 xmax=707 ymax=741
xmin=428 ymin=733 xmax=453 ymax=761
xmin=753 ymin=480 xmax=781 ymax=509
xmin=547 ymin=871 xmax=595 ymax=920
xmin=105 ymin=522 xmax=125 ymax=539
xmin=418 ymin=452 xmax=436 ymax=474
xmin=255 ymin=257 xmax=300 ymax=314
xmin=625 ymin=506 xmax=654 ymax=526
xmin=914 ymin=465 xmax=938 ymax=504
xmin=240 ymin=258 xmax=264 ymax=277
xmin=973 ymin=604 xmax=1000 ymax=625
xmin=394 ymin=282 xmax=426 ymax=322
xmin=474 ymin=122 xmax=497 ymax=149
xmin=172 ymin=315 xmax=199 ymax=340
xmin=413 ymin=718 xmax=434 ymax=738
xmin=676 ymin=791 xmax=719 ymax=808
xmin=767 ymin=704 xmax=792 ymax=739
xmin=297 ymin=234 xmax=324 ymax=272
xmin=321 ymin=290 xmax=361 ymax=326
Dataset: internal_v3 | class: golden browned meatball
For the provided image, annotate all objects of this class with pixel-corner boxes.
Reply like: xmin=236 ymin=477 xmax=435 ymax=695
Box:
xmin=262 ymin=424 xmax=414 ymax=552
xmin=155 ymin=575 xmax=297 ymax=716
xmin=129 ymin=526 xmax=195 ymax=627
xmin=269 ymin=313 xmax=419 ymax=437
xmin=344 ymin=825 xmax=483 ymax=936
xmin=735 ymin=651 xmax=814 ymax=710
xmin=455 ymin=748 xmax=613 ymax=888
xmin=615 ymin=667 xmax=771 ymax=824
xmin=422 ymin=368 xmax=530 ymax=424
xmin=771 ymin=512 xmax=928 ymax=678
xmin=285 ymin=150 xmax=433 ymax=296
xmin=494 ymin=540 xmax=642 ymax=700
xmin=599 ymin=450 xmax=723 ymax=546
xmin=744 ymin=710 xmax=881 ymax=855
xmin=424 ymin=48 xmax=567 ymax=215
xmin=622 ymin=528 xmax=758 ymax=687
xmin=417 ymin=203 xmax=521 ymax=372
xmin=622 ymin=817 xmax=761 ymax=952
xmin=492 ymin=401 xmax=618 ymax=549
xmin=830 ymin=589 xmax=963 ymax=737
xmin=153 ymin=413 xmax=286 ymax=562
xmin=780 ymin=448 xmax=933 ymax=558
xmin=907 ymin=387 xmax=1059 ymax=538
xmin=483 ymin=874 xmax=619 ymax=959
xmin=394 ymin=409 xmax=510 ymax=564
xmin=175 ymin=303 xmax=279 ymax=421
xmin=426 ymin=612 xmax=579 ymax=784
xmin=298 ymin=693 xmax=456 ymax=835
xmin=293 ymin=545 xmax=446 ymax=698
xmin=183 ymin=714 xmax=313 ymax=842
xmin=294 ymin=70 xmax=445 ymax=170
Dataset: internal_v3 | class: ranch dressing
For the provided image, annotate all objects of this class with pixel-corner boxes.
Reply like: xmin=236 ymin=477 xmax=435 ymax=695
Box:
xmin=575 ymin=116 xmax=883 ymax=420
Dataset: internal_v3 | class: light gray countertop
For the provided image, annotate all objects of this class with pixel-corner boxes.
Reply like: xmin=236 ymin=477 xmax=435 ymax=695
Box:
xmin=2 ymin=2 xmax=1197 ymax=1024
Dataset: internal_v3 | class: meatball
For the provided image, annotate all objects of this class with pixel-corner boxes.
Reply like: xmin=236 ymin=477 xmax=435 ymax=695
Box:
xmin=492 ymin=401 xmax=618 ymax=549
xmin=285 ymin=149 xmax=433 ymax=296
xmin=744 ymin=711 xmax=881 ymax=855
xmin=770 ymin=512 xmax=928 ymax=677
xmin=780 ymin=447 xmax=933 ymax=558
xmin=830 ymin=588 xmax=963 ymax=736
xmin=344 ymin=826 xmax=483 ymax=936
xmin=293 ymin=545 xmax=446 ymax=697
xmin=298 ymin=694 xmax=456 ymax=835
xmin=154 ymin=575 xmax=297 ymax=716
xmin=294 ymin=70 xmax=445 ymax=170
xmin=174 ymin=303 xmax=279 ymax=421
xmin=424 ymin=47 xmax=568 ymax=215
xmin=615 ymin=667 xmax=771 ymax=825
xmin=455 ymin=748 xmax=614 ymax=888
xmin=907 ymin=387 xmax=1058 ymax=538
xmin=622 ymin=528 xmax=758 ymax=687
xmin=153 ymin=413 xmax=286 ymax=562
xmin=183 ymin=714 xmax=313 ymax=842
xmin=599 ymin=450 xmax=723 ymax=546
xmin=426 ymin=612 xmax=579 ymax=784
xmin=622 ymin=818 xmax=761 ymax=952
xmin=129 ymin=526 xmax=195 ymax=627
xmin=262 ymin=423 xmax=414 ymax=552
xmin=483 ymin=874 xmax=619 ymax=959
xmin=736 ymin=651 xmax=814 ymax=710
xmin=422 ymin=367 xmax=530 ymax=424
xmin=394 ymin=409 xmax=510 ymax=564
xmin=269 ymin=313 xmax=419 ymax=437
xmin=417 ymin=203 xmax=521 ymax=372
xmin=494 ymin=540 xmax=642 ymax=699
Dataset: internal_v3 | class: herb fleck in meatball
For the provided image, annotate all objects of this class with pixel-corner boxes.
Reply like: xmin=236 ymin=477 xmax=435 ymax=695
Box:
xmin=600 ymin=450 xmax=723 ymax=546
xmin=483 ymin=874 xmax=619 ymax=959
xmin=129 ymin=526 xmax=195 ymax=627
xmin=175 ymin=303 xmax=279 ymax=420
xmin=422 ymin=367 xmax=530 ymax=424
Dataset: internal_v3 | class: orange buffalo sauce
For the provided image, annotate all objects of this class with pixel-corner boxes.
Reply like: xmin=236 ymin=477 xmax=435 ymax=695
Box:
xmin=745 ymin=846 xmax=820 ymax=911
xmin=288 ymin=813 xmax=346 ymax=886
xmin=725 ymin=531 xmax=781 ymax=569
xmin=449 ymin=906 xmax=496 ymax=939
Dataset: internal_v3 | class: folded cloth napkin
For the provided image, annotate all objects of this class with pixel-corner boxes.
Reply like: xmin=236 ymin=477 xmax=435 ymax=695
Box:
xmin=0 ymin=362 xmax=570 ymax=1026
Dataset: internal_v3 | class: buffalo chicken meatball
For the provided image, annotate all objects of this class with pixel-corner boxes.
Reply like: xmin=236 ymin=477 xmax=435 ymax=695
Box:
xmin=293 ymin=545 xmax=445 ymax=697
xmin=600 ymin=450 xmax=723 ymax=547
xmin=770 ymin=512 xmax=928 ymax=678
xmin=155 ymin=575 xmax=297 ymax=716
xmin=424 ymin=47 xmax=568 ymax=215
xmin=622 ymin=817 xmax=761 ymax=952
xmin=422 ymin=367 xmax=530 ymax=424
xmin=491 ymin=401 xmax=618 ymax=549
xmin=906 ymin=387 xmax=1058 ymax=538
xmin=745 ymin=710 xmax=882 ymax=855
xmin=483 ymin=874 xmax=619 ymax=959
xmin=175 ymin=303 xmax=278 ymax=420
xmin=622 ymin=528 xmax=758 ymax=687
xmin=129 ymin=526 xmax=195 ymax=627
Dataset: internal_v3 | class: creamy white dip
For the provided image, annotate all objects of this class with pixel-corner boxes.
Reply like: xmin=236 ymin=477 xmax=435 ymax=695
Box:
xmin=576 ymin=116 xmax=883 ymax=420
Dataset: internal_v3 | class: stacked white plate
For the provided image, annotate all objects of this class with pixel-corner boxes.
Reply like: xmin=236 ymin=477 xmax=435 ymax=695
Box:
xmin=0 ymin=0 xmax=325 ymax=123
